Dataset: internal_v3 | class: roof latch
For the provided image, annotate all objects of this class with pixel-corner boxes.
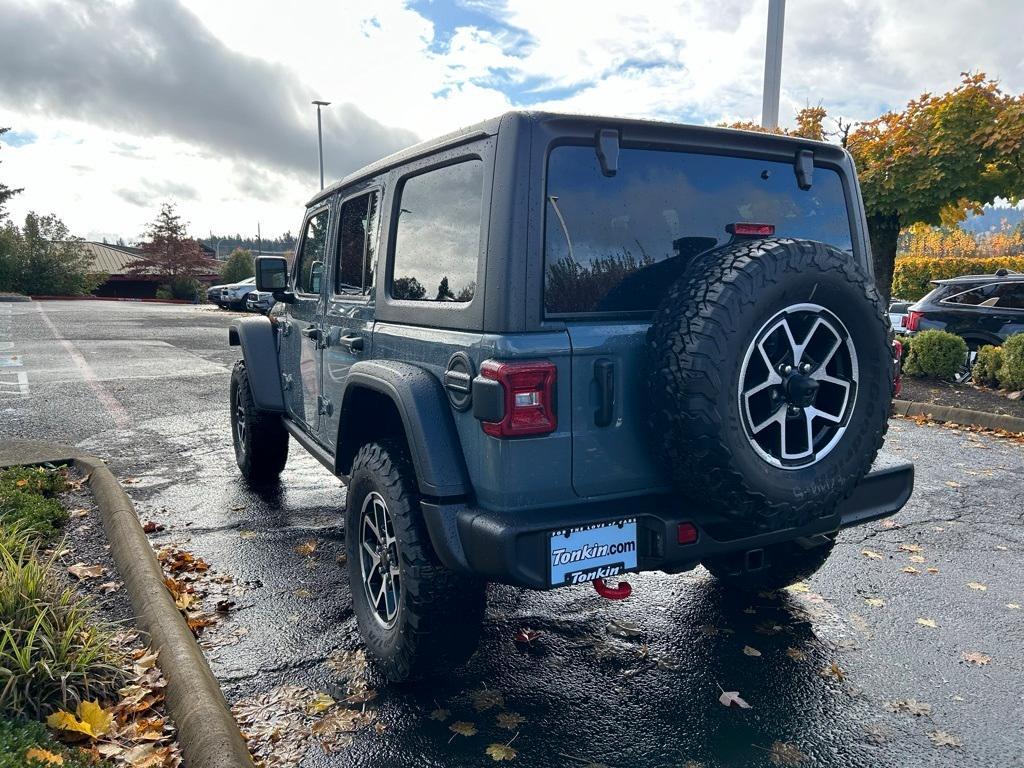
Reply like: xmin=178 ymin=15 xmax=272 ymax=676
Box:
xmin=795 ymin=149 xmax=814 ymax=190
xmin=596 ymin=128 xmax=620 ymax=177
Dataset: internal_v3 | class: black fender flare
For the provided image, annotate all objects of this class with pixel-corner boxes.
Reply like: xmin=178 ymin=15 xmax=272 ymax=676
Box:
xmin=228 ymin=317 xmax=285 ymax=412
xmin=337 ymin=360 xmax=469 ymax=499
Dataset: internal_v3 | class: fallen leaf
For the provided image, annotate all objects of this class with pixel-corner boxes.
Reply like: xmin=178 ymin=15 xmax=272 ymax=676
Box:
xmin=881 ymin=519 xmax=902 ymax=529
xmin=898 ymin=543 xmax=923 ymax=553
xmin=886 ymin=699 xmax=931 ymax=716
xmin=142 ymin=521 xmax=164 ymax=534
xmin=861 ymin=549 xmax=884 ymax=560
xmin=486 ymin=743 xmax=518 ymax=762
xmin=785 ymin=582 xmax=810 ymax=593
xmin=718 ymin=690 xmax=751 ymax=709
xmin=513 ymin=628 xmax=542 ymax=646
xmin=944 ymin=481 xmax=961 ymax=488
xmin=239 ymin=530 xmax=257 ymax=540
xmin=785 ymin=647 xmax=806 ymax=661
xmin=294 ymin=539 xmax=318 ymax=556
xmin=306 ymin=692 xmax=335 ymax=715
xmin=819 ymin=663 xmax=845 ymax=682
xmin=1008 ymin=603 xmax=1021 ymax=610
xmin=768 ymin=741 xmax=805 ymax=766
xmin=864 ymin=597 xmax=885 ymax=607
xmin=293 ymin=588 xmax=312 ymax=599
xmin=961 ymin=651 xmax=991 ymax=666
xmin=46 ymin=701 xmax=111 ymax=740
xmin=430 ymin=708 xmax=450 ymax=722
xmin=67 ymin=563 xmax=104 ymax=580
xmin=928 ymin=730 xmax=963 ymax=748
xmin=926 ymin=567 xmax=939 ymax=574
xmin=902 ymin=566 xmax=920 ymax=575
xmin=69 ymin=508 xmax=90 ymax=519
xmin=24 ymin=747 xmax=64 ymax=765
xmin=471 ymin=688 xmax=505 ymax=712
xmin=916 ymin=618 xmax=938 ymax=628
xmin=742 ymin=645 xmax=762 ymax=657
xmin=966 ymin=582 xmax=987 ymax=591
xmin=496 ymin=711 xmax=525 ymax=730
xmin=909 ymin=555 xmax=925 ymax=563
xmin=449 ymin=721 xmax=477 ymax=738
xmin=99 ymin=581 xmax=121 ymax=594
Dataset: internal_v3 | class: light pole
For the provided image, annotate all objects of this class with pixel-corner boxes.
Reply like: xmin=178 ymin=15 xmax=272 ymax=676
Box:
xmin=761 ymin=0 xmax=786 ymax=129
xmin=312 ymin=100 xmax=331 ymax=190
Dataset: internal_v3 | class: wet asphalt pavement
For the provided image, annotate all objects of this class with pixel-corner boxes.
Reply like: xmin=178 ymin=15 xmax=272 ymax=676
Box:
xmin=2 ymin=299 xmax=1023 ymax=767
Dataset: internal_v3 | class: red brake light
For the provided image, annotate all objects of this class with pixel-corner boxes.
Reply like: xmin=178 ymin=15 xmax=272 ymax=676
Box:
xmin=728 ymin=222 xmax=775 ymax=236
xmin=904 ymin=310 xmax=923 ymax=331
xmin=677 ymin=522 xmax=699 ymax=545
xmin=479 ymin=360 xmax=557 ymax=438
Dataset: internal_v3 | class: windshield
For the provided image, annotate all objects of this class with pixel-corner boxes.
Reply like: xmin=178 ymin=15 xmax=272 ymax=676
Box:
xmin=544 ymin=145 xmax=854 ymax=315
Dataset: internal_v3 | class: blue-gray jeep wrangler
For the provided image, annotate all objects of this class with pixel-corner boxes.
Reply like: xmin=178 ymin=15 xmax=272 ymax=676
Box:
xmin=229 ymin=112 xmax=914 ymax=682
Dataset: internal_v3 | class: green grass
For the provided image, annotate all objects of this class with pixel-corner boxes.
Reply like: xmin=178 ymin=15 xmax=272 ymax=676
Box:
xmin=0 ymin=716 xmax=102 ymax=767
xmin=0 ymin=467 xmax=69 ymax=540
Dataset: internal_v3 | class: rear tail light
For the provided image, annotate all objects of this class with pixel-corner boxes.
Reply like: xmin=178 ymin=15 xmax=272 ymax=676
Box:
xmin=677 ymin=522 xmax=699 ymax=545
xmin=892 ymin=339 xmax=903 ymax=398
xmin=479 ymin=360 xmax=557 ymax=437
xmin=727 ymin=222 xmax=775 ymax=236
xmin=903 ymin=310 xmax=923 ymax=331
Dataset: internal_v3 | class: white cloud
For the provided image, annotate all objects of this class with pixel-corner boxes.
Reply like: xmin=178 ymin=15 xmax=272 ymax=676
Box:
xmin=1 ymin=0 xmax=1021 ymax=241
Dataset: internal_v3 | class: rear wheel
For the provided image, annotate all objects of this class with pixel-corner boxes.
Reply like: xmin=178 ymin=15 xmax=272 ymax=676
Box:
xmin=704 ymin=537 xmax=836 ymax=593
xmin=230 ymin=360 xmax=288 ymax=483
xmin=346 ymin=441 xmax=485 ymax=682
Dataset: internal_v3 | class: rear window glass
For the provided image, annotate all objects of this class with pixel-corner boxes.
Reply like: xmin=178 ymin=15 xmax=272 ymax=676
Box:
xmin=391 ymin=159 xmax=483 ymax=303
xmin=544 ymin=146 xmax=853 ymax=315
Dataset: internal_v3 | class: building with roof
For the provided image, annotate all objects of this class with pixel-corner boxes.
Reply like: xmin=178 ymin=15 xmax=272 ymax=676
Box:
xmin=83 ymin=242 xmax=220 ymax=299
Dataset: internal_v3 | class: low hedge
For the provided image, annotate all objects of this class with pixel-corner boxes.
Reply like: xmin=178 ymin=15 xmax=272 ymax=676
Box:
xmin=903 ymin=330 xmax=968 ymax=380
xmin=892 ymin=256 xmax=1024 ymax=301
xmin=998 ymin=334 xmax=1024 ymax=390
xmin=972 ymin=345 xmax=1003 ymax=387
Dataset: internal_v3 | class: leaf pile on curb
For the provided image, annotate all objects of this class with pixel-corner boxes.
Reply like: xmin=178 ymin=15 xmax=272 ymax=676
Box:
xmin=156 ymin=545 xmax=238 ymax=639
xmin=46 ymin=639 xmax=182 ymax=767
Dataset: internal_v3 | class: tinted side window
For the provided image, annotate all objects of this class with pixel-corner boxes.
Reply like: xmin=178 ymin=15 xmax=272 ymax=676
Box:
xmin=335 ymin=191 xmax=379 ymax=295
xmin=997 ymin=283 xmax=1024 ymax=309
xmin=296 ymin=209 xmax=329 ymax=294
xmin=391 ymin=160 xmax=483 ymax=302
xmin=544 ymin=146 xmax=854 ymax=315
xmin=943 ymin=284 xmax=999 ymax=306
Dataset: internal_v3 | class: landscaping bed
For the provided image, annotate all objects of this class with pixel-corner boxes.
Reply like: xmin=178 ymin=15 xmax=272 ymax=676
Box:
xmin=900 ymin=376 xmax=1024 ymax=419
xmin=0 ymin=465 xmax=181 ymax=767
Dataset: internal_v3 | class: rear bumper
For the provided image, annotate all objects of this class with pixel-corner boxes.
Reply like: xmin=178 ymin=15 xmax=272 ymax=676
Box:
xmin=421 ymin=463 xmax=914 ymax=590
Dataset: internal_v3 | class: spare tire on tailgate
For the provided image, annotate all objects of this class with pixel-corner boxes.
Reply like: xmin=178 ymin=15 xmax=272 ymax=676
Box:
xmin=648 ymin=238 xmax=892 ymax=531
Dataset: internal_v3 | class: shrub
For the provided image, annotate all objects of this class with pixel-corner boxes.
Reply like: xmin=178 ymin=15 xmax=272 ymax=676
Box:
xmin=903 ymin=330 xmax=968 ymax=380
xmin=972 ymin=345 xmax=1003 ymax=388
xmin=0 ymin=531 xmax=124 ymax=719
xmin=0 ymin=717 xmax=100 ymax=768
xmin=0 ymin=468 xmax=68 ymax=539
xmin=891 ymin=256 xmax=1024 ymax=301
xmin=997 ymin=333 xmax=1024 ymax=390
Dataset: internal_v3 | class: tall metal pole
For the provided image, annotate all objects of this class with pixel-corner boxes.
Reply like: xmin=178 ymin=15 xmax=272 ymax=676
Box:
xmin=761 ymin=0 xmax=786 ymax=129
xmin=312 ymin=100 xmax=330 ymax=190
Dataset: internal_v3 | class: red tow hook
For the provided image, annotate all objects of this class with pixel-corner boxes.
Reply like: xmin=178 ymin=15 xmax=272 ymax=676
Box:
xmin=592 ymin=577 xmax=632 ymax=600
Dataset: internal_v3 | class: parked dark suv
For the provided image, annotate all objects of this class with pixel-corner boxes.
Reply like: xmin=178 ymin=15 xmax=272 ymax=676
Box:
xmin=228 ymin=112 xmax=914 ymax=682
xmin=903 ymin=269 xmax=1024 ymax=345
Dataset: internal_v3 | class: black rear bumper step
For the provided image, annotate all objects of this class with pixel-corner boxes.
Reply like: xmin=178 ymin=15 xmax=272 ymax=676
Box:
xmin=421 ymin=463 xmax=914 ymax=590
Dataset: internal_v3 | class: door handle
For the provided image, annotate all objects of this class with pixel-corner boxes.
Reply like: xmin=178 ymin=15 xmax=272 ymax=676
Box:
xmin=594 ymin=358 xmax=615 ymax=427
xmin=300 ymin=326 xmax=322 ymax=341
xmin=339 ymin=334 xmax=364 ymax=353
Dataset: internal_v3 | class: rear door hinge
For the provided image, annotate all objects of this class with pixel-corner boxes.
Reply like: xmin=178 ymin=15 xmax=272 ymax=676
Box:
xmin=317 ymin=395 xmax=333 ymax=416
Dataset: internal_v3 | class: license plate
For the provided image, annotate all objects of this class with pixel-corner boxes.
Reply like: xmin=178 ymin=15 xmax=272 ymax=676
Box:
xmin=549 ymin=519 xmax=638 ymax=587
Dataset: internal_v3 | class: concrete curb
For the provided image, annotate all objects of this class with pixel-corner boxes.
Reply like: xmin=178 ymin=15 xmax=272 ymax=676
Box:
xmin=893 ymin=399 xmax=1024 ymax=434
xmin=0 ymin=293 xmax=32 ymax=302
xmin=0 ymin=441 xmax=252 ymax=768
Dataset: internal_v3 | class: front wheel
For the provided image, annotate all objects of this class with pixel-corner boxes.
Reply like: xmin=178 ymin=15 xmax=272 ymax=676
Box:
xmin=703 ymin=537 xmax=836 ymax=593
xmin=230 ymin=360 xmax=289 ymax=483
xmin=346 ymin=441 xmax=485 ymax=682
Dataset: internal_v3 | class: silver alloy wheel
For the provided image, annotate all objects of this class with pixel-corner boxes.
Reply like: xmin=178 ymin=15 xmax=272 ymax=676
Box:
xmin=235 ymin=401 xmax=246 ymax=447
xmin=358 ymin=491 xmax=401 ymax=628
xmin=738 ymin=303 xmax=859 ymax=469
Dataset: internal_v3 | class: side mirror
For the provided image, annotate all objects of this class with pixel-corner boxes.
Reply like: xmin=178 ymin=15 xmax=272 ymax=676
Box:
xmin=256 ymin=256 xmax=293 ymax=303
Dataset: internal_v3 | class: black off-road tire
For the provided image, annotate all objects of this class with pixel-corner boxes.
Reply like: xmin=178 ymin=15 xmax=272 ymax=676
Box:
xmin=346 ymin=441 xmax=485 ymax=682
xmin=230 ymin=360 xmax=289 ymax=483
xmin=704 ymin=537 xmax=836 ymax=593
xmin=648 ymin=239 xmax=892 ymax=531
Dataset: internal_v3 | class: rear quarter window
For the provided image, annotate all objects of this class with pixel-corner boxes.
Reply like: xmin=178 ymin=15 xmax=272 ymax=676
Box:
xmin=544 ymin=146 xmax=854 ymax=315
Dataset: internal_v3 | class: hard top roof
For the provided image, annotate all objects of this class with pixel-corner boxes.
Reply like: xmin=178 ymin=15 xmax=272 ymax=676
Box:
xmin=306 ymin=110 xmax=842 ymax=207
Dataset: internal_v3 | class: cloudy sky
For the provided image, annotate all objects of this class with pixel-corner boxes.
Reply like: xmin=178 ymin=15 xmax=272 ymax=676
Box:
xmin=0 ymin=0 xmax=1021 ymax=243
